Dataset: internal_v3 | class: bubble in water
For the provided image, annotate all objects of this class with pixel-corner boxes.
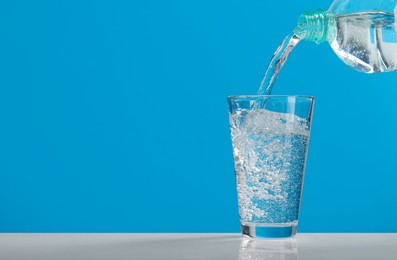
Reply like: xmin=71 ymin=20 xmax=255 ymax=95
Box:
xmin=230 ymin=109 xmax=310 ymax=224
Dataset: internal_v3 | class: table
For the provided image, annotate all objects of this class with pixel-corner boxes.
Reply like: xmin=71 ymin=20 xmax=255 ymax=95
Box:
xmin=0 ymin=233 xmax=396 ymax=259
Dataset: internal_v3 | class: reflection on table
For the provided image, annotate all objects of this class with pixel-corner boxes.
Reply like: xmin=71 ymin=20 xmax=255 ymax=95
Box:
xmin=239 ymin=237 xmax=298 ymax=260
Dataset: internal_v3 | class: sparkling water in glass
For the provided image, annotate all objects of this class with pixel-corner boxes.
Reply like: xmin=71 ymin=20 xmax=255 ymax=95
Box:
xmin=228 ymin=96 xmax=314 ymax=238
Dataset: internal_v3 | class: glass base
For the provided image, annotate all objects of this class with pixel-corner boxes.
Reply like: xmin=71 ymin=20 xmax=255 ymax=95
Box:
xmin=241 ymin=223 xmax=297 ymax=239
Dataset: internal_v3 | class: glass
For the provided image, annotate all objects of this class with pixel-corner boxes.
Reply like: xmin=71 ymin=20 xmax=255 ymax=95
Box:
xmin=227 ymin=95 xmax=314 ymax=238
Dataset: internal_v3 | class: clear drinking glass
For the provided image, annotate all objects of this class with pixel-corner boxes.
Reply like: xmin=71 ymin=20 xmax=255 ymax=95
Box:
xmin=228 ymin=95 xmax=314 ymax=238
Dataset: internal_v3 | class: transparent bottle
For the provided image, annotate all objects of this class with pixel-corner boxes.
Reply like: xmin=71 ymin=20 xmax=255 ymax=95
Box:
xmin=297 ymin=0 xmax=397 ymax=73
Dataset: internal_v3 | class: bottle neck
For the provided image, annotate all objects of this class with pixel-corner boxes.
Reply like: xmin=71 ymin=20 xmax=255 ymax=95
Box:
xmin=297 ymin=9 xmax=332 ymax=44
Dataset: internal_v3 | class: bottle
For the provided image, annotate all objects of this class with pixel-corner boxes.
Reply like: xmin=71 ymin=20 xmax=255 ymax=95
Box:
xmin=297 ymin=0 xmax=397 ymax=73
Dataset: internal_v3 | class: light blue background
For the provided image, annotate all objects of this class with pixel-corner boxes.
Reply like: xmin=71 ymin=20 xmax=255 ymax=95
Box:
xmin=1 ymin=0 xmax=396 ymax=232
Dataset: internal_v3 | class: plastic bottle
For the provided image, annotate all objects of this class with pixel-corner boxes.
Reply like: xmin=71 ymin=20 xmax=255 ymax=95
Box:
xmin=297 ymin=0 xmax=397 ymax=73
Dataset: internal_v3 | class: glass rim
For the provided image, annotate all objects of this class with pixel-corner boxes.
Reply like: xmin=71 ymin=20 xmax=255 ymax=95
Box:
xmin=227 ymin=95 xmax=315 ymax=100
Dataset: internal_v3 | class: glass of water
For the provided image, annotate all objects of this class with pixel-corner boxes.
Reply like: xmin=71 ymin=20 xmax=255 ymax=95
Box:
xmin=227 ymin=95 xmax=314 ymax=238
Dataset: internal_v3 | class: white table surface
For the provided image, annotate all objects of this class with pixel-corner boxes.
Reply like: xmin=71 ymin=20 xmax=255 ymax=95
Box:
xmin=0 ymin=233 xmax=396 ymax=259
